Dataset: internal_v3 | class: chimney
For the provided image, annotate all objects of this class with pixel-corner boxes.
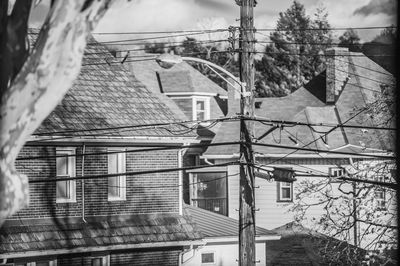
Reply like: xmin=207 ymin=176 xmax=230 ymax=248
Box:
xmin=227 ymin=77 xmax=241 ymax=115
xmin=325 ymin=47 xmax=349 ymax=104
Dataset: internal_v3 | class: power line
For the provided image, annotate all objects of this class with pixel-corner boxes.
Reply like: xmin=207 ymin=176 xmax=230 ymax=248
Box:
xmin=32 ymin=117 xmax=236 ymax=137
xmin=256 ymin=107 xmax=368 ymax=165
xmin=84 ymin=39 xmax=229 ymax=55
xmin=253 ymin=142 xmax=394 ymax=159
xmin=254 ymin=25 xmax=397 ymax=32
xmin=254 ymin=38 xmax=395 ymax=47
xmin=88 ymin=29 xmax=228 ymax=45
xmin=254 ymin=50 xmax=395 ymax=57
xmin=250 ymin=117 xmax=396 ymax=131
xmin=92 ymin=29 xmax=226 ymax=35
xmin=86 ymin=25 xmax=397 ymax=36
xmin=28 ymin=161 xmax=239 ymax=184
xmin=17 ymin=141 xmax=242 ymax=161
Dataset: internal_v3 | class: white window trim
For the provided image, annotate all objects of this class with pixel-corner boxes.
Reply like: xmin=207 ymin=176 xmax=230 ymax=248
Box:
xmin=56 ymin=147 xmax=76 ymax=203
xmin=201 ymin=251 xmax=217 ymax=265
xmin=192 ymin=96 xmax=210 ymax=122
xmin=90 ymin=255 xmax=110 ymax=266
xmin=277 ymin=182 xmax=293 ymax=202
xmin=374 ymin=189 xmax=386 ymax=209
xmin=107 ymin=148 xmax=126 ymax=201
xmin=329 ymin=167 xmax=345 ymax=177
xmin=13 ymin=259 xmax=57 ymax=266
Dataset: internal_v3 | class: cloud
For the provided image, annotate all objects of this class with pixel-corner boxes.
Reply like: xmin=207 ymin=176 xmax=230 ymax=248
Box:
xmin=353 ymin=0 xmax=397 ymax=17
xmin=194 ymin=0 xmax=235 ymax=11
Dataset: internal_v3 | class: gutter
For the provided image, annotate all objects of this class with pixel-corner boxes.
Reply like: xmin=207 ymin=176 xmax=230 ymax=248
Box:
xmin=204 ymin=235 xmax=281 ymax=243
xmin=0 ymin=240 xmax=206 ymax=259
xmin=81 ymin=144 xmax=87 ymax=223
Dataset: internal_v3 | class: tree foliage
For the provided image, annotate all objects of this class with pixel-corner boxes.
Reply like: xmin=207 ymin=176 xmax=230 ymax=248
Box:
xmin=338 ymin=29 xmax=362 ymax=52
xmin=291 ymin=160 xmax=397 ymax=265
xmin=255 ymin=1 xmax=332 ymax=97
xmin=362 ymin=26 xmax=397 ymax=74
xmin=144 ymin=37 xmax=240 ymax=89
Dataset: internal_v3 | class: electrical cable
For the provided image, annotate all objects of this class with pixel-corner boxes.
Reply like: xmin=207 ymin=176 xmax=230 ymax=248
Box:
xmin=28 ymin=161 xmax=239 ymax=184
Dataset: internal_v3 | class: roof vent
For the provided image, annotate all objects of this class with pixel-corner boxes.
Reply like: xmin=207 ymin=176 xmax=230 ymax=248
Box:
xmin=255 ymin=101 xmax=262 ymax=109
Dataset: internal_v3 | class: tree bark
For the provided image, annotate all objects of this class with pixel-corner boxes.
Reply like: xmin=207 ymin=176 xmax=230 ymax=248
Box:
xmin=0 ymin=0 xmax=112 ymax=226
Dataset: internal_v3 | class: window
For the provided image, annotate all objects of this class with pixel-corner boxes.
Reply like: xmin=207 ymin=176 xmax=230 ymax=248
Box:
xmin=13 ymin=259 xmax=57 ymax=266
xmin=190 ymin=172 xmax=228 ymax=216
xmin=193 ymin=97 xmax=210 ymax=121
xmin=329 ymin=167 xmax=345 ymax=177
xmin=374 ymin=189 xmax=386 ymax=210
xmin=91 ymin=255 xmax=109 ymax=266
xmin=56 ymin=148 xmax=76 ymax=203
xmin=108 ymin=148 xmax=126 ymax=201
xmin=277 ymin=182 xmax=293 ymax=202
xmin=201 ymin=252 xmax=215 ymax=264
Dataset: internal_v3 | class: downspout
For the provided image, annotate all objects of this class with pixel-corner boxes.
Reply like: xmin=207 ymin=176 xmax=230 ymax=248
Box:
xmin=178 ymin=144 xmax=190 ymax=216
xmin=203 ymin=157 xmax=214 ymax=166
xmin=81 ymin=144 xmax=87 ymax=223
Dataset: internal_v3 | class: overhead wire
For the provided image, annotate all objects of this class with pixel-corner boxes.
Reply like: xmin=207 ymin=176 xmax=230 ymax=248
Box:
xmin=88 ymin=29 xmax=229 ymax=45
xmin=29 ymin=161 xmax=239 ymax=184
xmin=87 ymin=25 xmax=397 ymax=36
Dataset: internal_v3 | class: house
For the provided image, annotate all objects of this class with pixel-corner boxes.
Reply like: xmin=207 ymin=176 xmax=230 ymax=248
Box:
xmin=182 ymin=204 xmax=280 ymax=266
xmin=128 ymin=54 xmax=228 ymax=139
xmin=190 ymin=47 xmax=395 ymax=248
xmin=0 ymin=31 xmax=205 ymax=265
xmin=266 ymin=222 xmax=368 ymax=265
xmin=127 ymin=54 xmax=230 ymax=207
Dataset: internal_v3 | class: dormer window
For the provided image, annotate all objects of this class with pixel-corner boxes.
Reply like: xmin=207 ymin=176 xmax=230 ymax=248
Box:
xmin=193 ymin=97 xmax=210 ymax=121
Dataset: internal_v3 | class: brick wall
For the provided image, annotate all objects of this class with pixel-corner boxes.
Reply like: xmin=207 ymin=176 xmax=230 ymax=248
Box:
xmin=110 ymin=249 xmax=180 ymax=266
xmin=12 ymin=145 xmax=180 ymax=219
xmin=56 ymin=249 xmax=180 ymax=266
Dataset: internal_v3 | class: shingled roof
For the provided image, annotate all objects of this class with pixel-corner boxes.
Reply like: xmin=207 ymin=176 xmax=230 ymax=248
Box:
xmin=204 ymin=50 xmax=394 ymax=157
xmin=184 ymin=204 xmax=278 ymax=239
xmin=28 ymin=30 xmax=193 ymax=139
xmin=266 ymin=222 xmax=367 ymax=265
xmin=0 ymin=213 xmax=203 ymax=258
xmin=128 ymin=55 xmax=227 ymax=96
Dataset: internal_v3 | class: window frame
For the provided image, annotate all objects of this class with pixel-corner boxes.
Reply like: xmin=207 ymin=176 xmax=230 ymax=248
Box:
xmin=277 ymin=181 xmax=293 ymax=202
xmin=13 ymin=258 xmax=57 ymax=266
xmin=90 ymin=255 xmax=109 ymax=266
xmin=374 ymin=189 xmax=386 ymax=210
xmin=192 ymin=96 xmax=210 ymax=122
xmin=56 ymin=147 xmax=76 ymax=203
xmin=107 ymin=148 xmax=126 ymax=201
xmin=329 ymin=167 xmax=345 ymax=177
xmin=201 ymin=251 xmax=216 ymax=265
xmin=189 ymin=171 xmax=228 ymax=216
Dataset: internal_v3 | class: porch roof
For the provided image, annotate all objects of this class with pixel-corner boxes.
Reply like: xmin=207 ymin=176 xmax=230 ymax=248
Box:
xmin=0 ymin=213 xmax=203 ymax=259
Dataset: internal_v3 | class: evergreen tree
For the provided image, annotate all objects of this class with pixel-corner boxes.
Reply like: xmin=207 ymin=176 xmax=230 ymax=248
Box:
xmin=255 ymin=1 xmax=332 ymax=97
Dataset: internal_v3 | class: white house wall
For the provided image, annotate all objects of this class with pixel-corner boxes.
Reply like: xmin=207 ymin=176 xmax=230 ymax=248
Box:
xmin=182 ymin=241 xmax=266 ymax=266
xmin=226 ymin=163 xmax=339 ymax=230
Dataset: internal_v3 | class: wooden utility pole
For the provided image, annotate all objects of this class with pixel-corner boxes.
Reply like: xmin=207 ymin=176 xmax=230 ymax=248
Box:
xmin=237 ymin=0 xmax=256 ymax=265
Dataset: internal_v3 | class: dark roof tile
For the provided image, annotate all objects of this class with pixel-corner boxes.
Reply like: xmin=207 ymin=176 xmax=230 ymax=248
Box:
xmin=0 ymin=213 xmax=202 ymax=255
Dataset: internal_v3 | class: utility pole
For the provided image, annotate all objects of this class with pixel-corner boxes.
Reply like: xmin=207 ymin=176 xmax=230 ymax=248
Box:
xmin=237 ymin=0 xmax=256 ymax=265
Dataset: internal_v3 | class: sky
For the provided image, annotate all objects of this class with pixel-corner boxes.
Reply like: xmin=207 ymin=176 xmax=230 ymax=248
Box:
xmin=29 ymin=0 xmax=397 ymax=42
